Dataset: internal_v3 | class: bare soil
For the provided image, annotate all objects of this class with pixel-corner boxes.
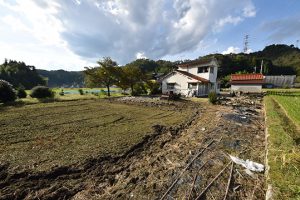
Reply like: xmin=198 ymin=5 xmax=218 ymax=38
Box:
xmin=0 ymin=96 xmax=266 ymax=200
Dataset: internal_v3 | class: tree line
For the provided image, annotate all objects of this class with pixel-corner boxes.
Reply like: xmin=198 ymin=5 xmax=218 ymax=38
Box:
xmin=84 ymin=57 xmax=176 ymax=96
xmin=1 ymin=44 xmax=299 ymax=91
xmin=0 ymin=59 xmax=46 ymax=89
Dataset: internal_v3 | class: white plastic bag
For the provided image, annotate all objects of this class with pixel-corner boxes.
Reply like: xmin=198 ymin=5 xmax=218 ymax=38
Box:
xmin=229 ymin=155 xmax=264 ymax=172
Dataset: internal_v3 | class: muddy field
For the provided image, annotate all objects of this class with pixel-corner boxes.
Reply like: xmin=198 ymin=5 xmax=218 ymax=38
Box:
xmin=0 ymin=96 xmax=266 ymax=199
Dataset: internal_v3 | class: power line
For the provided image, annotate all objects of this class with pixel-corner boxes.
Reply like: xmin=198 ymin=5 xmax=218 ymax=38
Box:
xmin=244 ymin=35 xmax=249 ymax=53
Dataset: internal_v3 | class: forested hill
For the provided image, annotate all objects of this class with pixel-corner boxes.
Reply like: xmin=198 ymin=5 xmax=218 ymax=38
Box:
xmin=254 ymin=44 xmax=300 ymax=80
xmin=37 ymin=70 xmax=84 ymax=88
xmin=202 ymin=44 xmax=300 ymax=82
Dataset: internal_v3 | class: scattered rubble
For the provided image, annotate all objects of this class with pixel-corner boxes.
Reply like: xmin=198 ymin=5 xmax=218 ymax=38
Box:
xmin=72 ymin=95 xmax=266 ymax=199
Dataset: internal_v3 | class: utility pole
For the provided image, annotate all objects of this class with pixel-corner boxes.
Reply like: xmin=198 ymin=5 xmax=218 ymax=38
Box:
xmin=260 ymin=60 xmax=264 ymax=74
xmin=244 ymin=35 xmax=249 ymax=53
xmin=297 ymin=40 xmax=299 ymax=48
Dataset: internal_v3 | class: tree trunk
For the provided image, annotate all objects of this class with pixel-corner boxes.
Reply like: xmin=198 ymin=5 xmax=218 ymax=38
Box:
xmin=107 ymin=85 xmax=110 ymax=96
xmin=131 ymin=84 xmax=134 ymax=96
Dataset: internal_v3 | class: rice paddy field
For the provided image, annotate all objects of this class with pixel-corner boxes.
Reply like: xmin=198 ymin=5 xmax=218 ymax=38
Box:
xmin=265 ymin=91 xmax=300 ymax=199
xmin=0 ymin=99 xmax=193 ymax=173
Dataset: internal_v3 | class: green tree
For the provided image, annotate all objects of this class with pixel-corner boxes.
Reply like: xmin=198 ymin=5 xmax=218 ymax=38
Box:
xmin=128 ymin=59 xmax=158 ymax=73
xmin=122 ymin=64 xmax=145 ymax=95
xmin=84 ymin=57 xmax=118 ymax=96
xmin=0 ymin=60 xmax=46 ymax=89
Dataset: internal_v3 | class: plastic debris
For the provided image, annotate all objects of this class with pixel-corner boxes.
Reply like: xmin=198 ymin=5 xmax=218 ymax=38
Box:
xmin=229 ymin=155 xmax=264 ymax=172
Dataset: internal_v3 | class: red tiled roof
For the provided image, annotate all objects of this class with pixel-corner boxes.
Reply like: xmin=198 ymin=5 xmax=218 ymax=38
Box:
xmin=176 ymin=70 xmax=209 ymax=83
xmin=230 ymin=74 xmax=264 ymax=84
xmin=231 ymin=74 xmax=264 ymax=81
xmin=177 ymin=58 xmax=213 ymax=68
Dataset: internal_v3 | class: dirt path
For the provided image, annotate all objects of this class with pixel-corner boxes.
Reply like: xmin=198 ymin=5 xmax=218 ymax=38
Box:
xmin=73 ymin=96 xmax=266 ymax=200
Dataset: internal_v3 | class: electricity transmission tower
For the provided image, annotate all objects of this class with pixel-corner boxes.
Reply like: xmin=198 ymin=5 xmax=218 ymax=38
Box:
xmin=244 ymin=35 xmax=249 ymax=53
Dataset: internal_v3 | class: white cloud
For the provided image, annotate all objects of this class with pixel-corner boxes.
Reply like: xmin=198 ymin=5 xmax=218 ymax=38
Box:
xmin=243 ymin=5 xmax=256 ymax=17
xmin=215 ymin=16 xmax=243 ymax=30
xmin=222 ymin=46 xmax=241 ymax=54
xmin=0 ymin=0 xmax=257 ymax=70
xmin=136 ymin=52 xmax=147 ymax=59
xmin=222 ymin=46 xmax=253 ymax=54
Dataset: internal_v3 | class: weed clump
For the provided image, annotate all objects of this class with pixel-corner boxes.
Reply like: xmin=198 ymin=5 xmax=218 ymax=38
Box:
xmin=0 ymin=79 xmax=16 ymax=103
xmin=59 ymin=89 xmax=64 ymax=96
xmin=208 ymin=91 xmax=217 ymax=104
xmin=17 ymin=88 xmax=27 ymax=98
xmin=31 ymin=86 xmax=54 ymax=99
xmin=78 ymin=89 xmax=84 ymax=95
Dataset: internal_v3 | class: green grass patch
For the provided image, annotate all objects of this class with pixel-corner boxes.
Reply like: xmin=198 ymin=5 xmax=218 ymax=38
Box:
xmin=264 ymin=96 xmax=300 ymax=199
xmin=0 ymin=99 xmax=194 ymax=173
xmin=272 ymin=95 xmax=300 ymax=127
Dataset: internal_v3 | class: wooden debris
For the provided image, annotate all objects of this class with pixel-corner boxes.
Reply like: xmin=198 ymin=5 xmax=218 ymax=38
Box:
xmin=160 ymin=140 xmax=215 ymax=200
xmin=223 ymin=162 xmax=234 ymax=200
xmin=187 ymin=160 xmax=209 ymax=200
xmin=194 ymin=161 xmax=232 ymax=200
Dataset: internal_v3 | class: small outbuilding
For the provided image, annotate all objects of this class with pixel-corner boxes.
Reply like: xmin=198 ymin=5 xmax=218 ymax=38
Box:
xmin=230 ymin=74 xmax=264 ymax=93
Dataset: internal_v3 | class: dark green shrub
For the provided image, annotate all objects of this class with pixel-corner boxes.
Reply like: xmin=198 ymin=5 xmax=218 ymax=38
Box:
xmin=146 ymin=81 xmax=161 ymax=95
xmin=30 ymin=86 xmax=54 ymax=99
xmin=78 ymin=89 xmax=84 ymax=95
xmin=0 ymin=80 xmax=16 ymax=103
xmin=208 ymin=91 xmax=217 ymax=104
xmin=17 ymin=88 xmax=27 ymax=98
xmin=132 ymin=83 xmax=147 ymax=96
xmin=59 ymin=89 xmax=64 ymax=96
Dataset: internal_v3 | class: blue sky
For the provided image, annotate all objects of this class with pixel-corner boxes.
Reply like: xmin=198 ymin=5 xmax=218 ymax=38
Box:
xmin=0 ymin=0 xmax=299 ymax=71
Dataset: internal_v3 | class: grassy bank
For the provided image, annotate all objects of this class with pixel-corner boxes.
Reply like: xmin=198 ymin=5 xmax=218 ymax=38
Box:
xmin=264 ymin=96 xmax=300 ymax=199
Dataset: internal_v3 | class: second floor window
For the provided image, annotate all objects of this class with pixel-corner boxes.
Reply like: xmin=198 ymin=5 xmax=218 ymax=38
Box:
xmin=197 ymin=66 xmax=209 ymax=73
xmin=210 ymin=67 xmax=214 ymax=74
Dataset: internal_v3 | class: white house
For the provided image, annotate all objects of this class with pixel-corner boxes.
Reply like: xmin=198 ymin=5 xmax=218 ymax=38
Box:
xmin=160 ymin=58 xmax=219 ymax=97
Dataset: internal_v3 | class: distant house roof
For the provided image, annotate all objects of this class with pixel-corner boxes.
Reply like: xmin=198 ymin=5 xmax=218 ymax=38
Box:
xmin=176 ymin=70 xmax=210 ymax=83
xmin=177 ymin=58 xmax=217 ymax=68
xmin=230 ymin=73 xmax=264 ymax=84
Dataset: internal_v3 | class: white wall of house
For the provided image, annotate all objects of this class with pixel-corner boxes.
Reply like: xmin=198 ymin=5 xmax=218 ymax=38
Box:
xmin=161 ymin=59 xmax=219 ymax=97
xmin=231 ymin=84 xmax=262 ymax=93
xmin=162 ymin=72 xmax=192 ymax=96
xmin=161 ymin=72 xmax=218 ymax=96
xmin=178 ymin=60 xmax=218 ymax=84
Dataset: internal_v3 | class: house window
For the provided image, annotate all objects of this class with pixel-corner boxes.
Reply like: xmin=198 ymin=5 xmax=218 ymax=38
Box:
xmin=188 ymin=83 xmax=197 ymax=89
xmin=210 ymin=67 xmax=214 ymax=74
xmin=167 ymin=83 xmax=175 ymax=89
xmin=197 ymin=66 xmax=209 ymax=73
